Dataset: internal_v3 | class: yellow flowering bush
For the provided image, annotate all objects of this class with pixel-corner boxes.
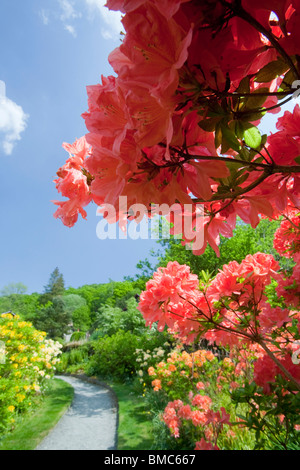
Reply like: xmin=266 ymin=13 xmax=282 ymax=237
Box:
xmin=0 ymin=313 xmax=62 ymax=433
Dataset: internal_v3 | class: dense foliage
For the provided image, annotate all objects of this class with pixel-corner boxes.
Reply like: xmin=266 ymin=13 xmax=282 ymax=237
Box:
xmin=0 ymin=313 xmax=62 ymax=435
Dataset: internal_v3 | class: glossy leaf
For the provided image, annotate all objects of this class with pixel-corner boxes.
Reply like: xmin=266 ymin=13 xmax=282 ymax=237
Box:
xmin=255 ymin=60 xmax=289 ymax=83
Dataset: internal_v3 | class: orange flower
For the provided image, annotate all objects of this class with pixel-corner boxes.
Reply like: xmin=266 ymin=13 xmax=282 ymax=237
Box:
xmin=148 ymin=366 xmax=155 ymax=376
xmin=151 ymin=379 xmax=162 ymax=391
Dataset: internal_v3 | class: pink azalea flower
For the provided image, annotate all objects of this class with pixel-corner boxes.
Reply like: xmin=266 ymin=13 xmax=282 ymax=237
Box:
xmin=195 ymin=438 xmax=219 ymax=451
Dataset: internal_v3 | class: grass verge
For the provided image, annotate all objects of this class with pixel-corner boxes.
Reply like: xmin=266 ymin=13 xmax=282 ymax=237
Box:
xmin=108 ymin=380 xmax=154 ymax=451
xmin=0 ymin=378 xmax=74 ymax=450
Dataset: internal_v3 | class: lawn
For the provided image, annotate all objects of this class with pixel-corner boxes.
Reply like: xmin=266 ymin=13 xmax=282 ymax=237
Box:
xmin=107 ymin=380 xmax=154 ymax=450
xmin=0 ymin=378 xmax=74 ymax=450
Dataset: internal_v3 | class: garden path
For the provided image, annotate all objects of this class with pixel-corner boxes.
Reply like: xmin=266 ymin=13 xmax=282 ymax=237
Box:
xmin=35 ymin=375 xmax=118 ymax=450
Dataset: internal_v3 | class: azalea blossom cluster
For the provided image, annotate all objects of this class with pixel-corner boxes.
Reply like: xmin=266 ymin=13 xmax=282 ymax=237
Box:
xmin=148 ymin=348 xmax=217 ymax=391
xmin=54 ymin=0 xmax=300 ymax=255
xmin=163 ymin=396 xmax=231 ymax=450
xmin=274 ymin=209 xmax=300 ymax=307
xmin=154 ymin=350 xmax=233 ymax=450
xmin=148 ymin=347 xmax=249 ymax=395
xmin=138 ymin=211 xmax=300 ymax=393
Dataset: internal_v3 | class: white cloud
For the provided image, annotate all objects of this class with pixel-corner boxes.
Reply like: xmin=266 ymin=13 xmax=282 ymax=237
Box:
xmin=64 ymin=24 xmax=77 ymax=37
xmin=39 ymin=0 xmax=123 ymax=40
xmin=84 ymin=0 xmax=124 ymax=40
xmin=58 ymin=0 xmax=82 ymax=36
xmin=40 ymin=9 xmax=50 ymax=25
xmin=58 ymin=0 xmax=82 ymax=21
xmin=0 ymin=81 xmax=29 ymax=156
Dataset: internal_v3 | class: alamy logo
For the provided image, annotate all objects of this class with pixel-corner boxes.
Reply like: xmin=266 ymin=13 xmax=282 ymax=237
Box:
xmin=292 ymin=80 xmax=300 ymax=100
xmin=96 ymin=197 xmax=205 ymax=251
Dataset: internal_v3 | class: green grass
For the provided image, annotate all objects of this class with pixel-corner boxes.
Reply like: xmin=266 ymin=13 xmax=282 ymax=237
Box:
xmin=108 ymin=380 xmax=154 ymax=450
xmin=0 ymin=378 xmax=74 ymax=450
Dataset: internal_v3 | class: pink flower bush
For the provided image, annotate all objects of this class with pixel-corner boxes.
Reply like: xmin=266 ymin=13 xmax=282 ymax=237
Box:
xmin=139 ymin=211 xmax=300 ymax=395
xmin=162 ymin=392 xmax=231 ymax=450
xmin=138 ymin=261 xmax=200 ymax=335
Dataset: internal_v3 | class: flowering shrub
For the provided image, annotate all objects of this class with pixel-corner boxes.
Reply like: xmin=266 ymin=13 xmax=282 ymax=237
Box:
xmin=139 ymin=216 xmax=300 ymax=387
xmin=139 ymin=211 xmax=300 ymax=449
xmin=0 ymin=313 xmax=62 ymax=434
xmin=147 ymin=346 xmax=256 ymax=450
xmin=148 ymin=348 xmax=219 ymax=396
xmin=135 ymin=343 xmax=170 ymax=387
xmin=162 ymin=399 xmax=231 ymax=451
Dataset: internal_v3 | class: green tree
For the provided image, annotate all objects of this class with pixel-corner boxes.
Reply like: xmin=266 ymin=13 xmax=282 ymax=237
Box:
xmin=0 ymin=282 xmax=27 ymax=296
xmin=44 ymin=267 xmax=65 ymax=296
xmin=0 ymin=293 xmax=41 ymax=322
xmin=92 ymin=297 xmax=146 ymax=337
xmin=72 ymin=305 xmax=91 ymax=332
xmin=34 ymin=296 xmax=71 ymax=340
xmin=63 ymin=294 xmax=87 ymax=315
xmin=40 ymin=267 xmax=65 ymax=305
xmin=63 ymin=294 xmax=91 ymax=332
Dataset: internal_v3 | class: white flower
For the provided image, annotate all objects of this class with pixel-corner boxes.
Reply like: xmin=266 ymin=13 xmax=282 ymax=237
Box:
xmin=156 ymin=349 xmax=164 ymax=357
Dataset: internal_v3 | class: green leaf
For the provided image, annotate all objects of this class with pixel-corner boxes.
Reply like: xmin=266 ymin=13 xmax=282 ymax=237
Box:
xmin=243 ymin=124 xmax=262 ymax=149
xmin=261 ymin=134 xmax=268 ymax=146
xmin=220 ymin=123 xmax=240 ymax=152
xmin=243 ymin=87 xmax=270 ymax=109
xmin=235 ymin=120 xmax=246 ymax=140
xmin=236 ymin=75 xmax=251 ymax=94
xmin=281 ymin=69 xmax=296 ymax=88
xmin=240 ymin=111 xmax=266 ymax=122
xmin=214 ymin=122 xmax=223 ymax=149
xmin=235 ymin=172 xmax=250 ymax=186
xmin=294 ymin=155 xmax=300 ymax=164
xmin=198 ymin=117 xmax=221 ymax=132
xmin=207 ymin=102 xmax=227 ymax=117
xmin=255 ymin=60 xmax=289 ymax=83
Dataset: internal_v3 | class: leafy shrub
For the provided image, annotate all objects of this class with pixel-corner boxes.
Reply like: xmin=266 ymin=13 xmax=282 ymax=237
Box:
xmin=70 ymin=331 xmax=87 ymax=342
xmin=92 ymin=298 xmax=146 ymax=338
xmin=86 ymin=330 xmax=140 ymax=379
xmin=56 ymin=343 xmax=91 ymax=374
xmin=0 ymin=313 xmax=62 ymax=434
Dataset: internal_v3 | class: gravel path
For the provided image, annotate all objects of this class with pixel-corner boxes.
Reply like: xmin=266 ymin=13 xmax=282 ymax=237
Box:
xmin=36 ymin=375 xmax=118 ymax=451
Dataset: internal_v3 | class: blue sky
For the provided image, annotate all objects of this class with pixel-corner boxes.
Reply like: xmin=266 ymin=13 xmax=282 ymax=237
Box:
xmin=0 ymin=0 xmax=159 ymax=294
